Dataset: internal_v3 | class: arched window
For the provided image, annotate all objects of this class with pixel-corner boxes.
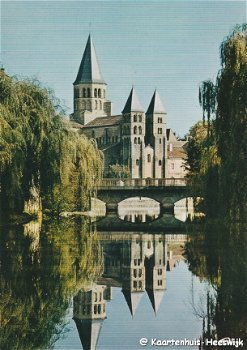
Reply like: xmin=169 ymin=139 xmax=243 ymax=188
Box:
xmin=139 ymin=126 xmax=142 ymax=134
xmin=92 ymin=130 xmax=95 ymax=138
xmin=103 ymin=89 xmax=106 ymax=98
xmin=83 ymin=88 xmax=87 ymax=97
xmin=136 ymin=159 xmax=140 ymax=165
xmin=138 ymin=137 xmax=141 ymax=144
xmin=134 ymin=114 xmax=137 ymax=122
xmin=134 ymin=126 xmax=137 ymax=134
xmin=95 ymin=100 xmax=98 ymax=109
xmin=94 ymin=88 xmax=97 ymax=97
xmin=139 ymin=115 xmax=142 ymax=122
xmin=158 ymin=117 xmax=162 ymax=123
xmin=81 ymin=100 xmax=85 ymax=110
xmin=87 ymin=100 xmax=91 ymax=110
xmin=158 ymin=128 xmax=162 ymax=134
xmin=98 ymin=89 xmax=101 ymax=98
xmin=94 ymin=305 xmax=97 ymax=314
xmin=147 ymin=154 xmax=151 ymax=162
xmin=134 ymin=137 xmax=137 ymax=144
xmin=87 ymin=88 xmax=91 ymax=97
xmin=159 ymin=138 xmax=162 ymax=144
xmin=94 ymin=292 xmax=97 ymax=302
xmin=99 ymin=100 xmax=102 ymax=110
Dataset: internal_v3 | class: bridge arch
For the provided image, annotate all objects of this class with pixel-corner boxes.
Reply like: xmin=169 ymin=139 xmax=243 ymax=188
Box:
xmin=118 ymin=197 xmax=160 ymax=223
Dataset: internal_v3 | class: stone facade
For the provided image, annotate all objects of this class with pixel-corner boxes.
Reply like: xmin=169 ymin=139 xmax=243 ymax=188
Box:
xmin=70 ymin=35 xmax=187 ymax=179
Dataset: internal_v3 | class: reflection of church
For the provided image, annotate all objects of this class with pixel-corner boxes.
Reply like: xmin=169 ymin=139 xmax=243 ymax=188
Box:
xmin=73 ymin=234 xmax=184 ymax=349
xmin=70 ymin=35 xmax=187 ymax=178
xmin=73 ymin=284 xmax=112 ymax=350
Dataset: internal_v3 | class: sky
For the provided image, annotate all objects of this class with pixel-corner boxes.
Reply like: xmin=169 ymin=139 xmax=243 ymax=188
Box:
xmin=1 ymin=1 xmax=246 ymax=136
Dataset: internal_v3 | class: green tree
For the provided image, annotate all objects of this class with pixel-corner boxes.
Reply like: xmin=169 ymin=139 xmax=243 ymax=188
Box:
xmin=198 ymin=24 xmax=247 ymax=219
xmin=0 ymin=71 xmax=103 ymax=218
xmin=108 ymin=163 xmax=131 ymax=178
xmin=215 ymin=24 xmax=247 ymax=218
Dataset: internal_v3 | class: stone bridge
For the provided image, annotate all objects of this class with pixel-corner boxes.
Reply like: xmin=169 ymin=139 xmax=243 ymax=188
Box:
xmin=95 ymin=178 xmax=188 ymax=212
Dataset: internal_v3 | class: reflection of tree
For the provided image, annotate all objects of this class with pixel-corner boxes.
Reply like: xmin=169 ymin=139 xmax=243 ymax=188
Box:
xmin=185 ymin=223 xmax=247 ymax=348
xmin=0 ymin=219 xmax=103 ymax=350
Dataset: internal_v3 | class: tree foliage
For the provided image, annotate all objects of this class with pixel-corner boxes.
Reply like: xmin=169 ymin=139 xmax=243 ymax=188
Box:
xmin=107 ymin=163 xmax=131 ymax=178
xmin=194 ymin=24 xmax=247 ymax=219
xmin=215 ymin=24 xmax=247 ymax=218
xmin=0 ymin=71 xmax=103 ymax=216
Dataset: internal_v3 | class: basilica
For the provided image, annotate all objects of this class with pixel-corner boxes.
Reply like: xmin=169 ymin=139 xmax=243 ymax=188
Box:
xmin=70 ymin=35 xmax=187 ymax=179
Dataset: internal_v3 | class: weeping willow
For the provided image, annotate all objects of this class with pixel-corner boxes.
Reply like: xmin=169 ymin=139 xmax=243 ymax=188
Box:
xmin=216 ymin=24 xmax=247 ymax=218
xmin=0 ymin=70 xmax=103 ymax=217
xmin=197 ymin=24 xmax=247 ymax=219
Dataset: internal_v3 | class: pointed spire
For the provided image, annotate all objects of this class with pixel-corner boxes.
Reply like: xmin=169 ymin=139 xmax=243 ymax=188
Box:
xmin=146 ymin=90 xmax=165 ymax=114
xmin=122 ymin=87 xmax=144 ymax=114
xmin=146 ymin=289 xmax=165 ymax=315
xmin=122 ymin=289 xmax=143 ymax=317
xmin=74 ymin=35 xmax=105 ymax=84
xmin=74 ymin=318 xmax=103 ymax=350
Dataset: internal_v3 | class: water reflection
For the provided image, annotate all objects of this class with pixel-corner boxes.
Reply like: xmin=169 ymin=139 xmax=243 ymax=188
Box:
xmin=185 ymin=222 xmax=247 ymax=348
xmin=72 ymin=233 xmax=187 ymax=349
xmin=0 ymin=219 xmax=102 ymax=350
xmin=2 ymin=215 xmax=246 ymax=350
xmin=118 ymin=197 xmax=160 ymax=223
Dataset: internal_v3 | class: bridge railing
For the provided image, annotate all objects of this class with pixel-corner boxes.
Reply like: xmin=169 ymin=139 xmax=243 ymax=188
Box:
xmin=99 ymin=178 xmax=187 ymax=188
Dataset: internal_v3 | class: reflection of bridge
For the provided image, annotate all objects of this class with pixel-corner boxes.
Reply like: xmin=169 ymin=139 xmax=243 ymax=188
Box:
xmin=95 ymin=212 xmax=187 ymax=232
xmin=96 ymin=178 xmax=188 ymax=212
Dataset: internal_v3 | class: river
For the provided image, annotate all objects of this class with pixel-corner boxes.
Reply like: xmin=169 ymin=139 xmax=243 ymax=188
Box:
xmin=0 ymin=200 xmax=246 ymax=350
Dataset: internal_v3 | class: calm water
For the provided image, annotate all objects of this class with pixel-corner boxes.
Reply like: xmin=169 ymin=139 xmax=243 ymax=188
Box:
xmin=1 ymin=208 xmax=247 ymax=350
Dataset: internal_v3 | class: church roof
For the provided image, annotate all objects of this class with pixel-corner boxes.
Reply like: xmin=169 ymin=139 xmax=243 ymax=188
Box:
xmin=83 ymin=115 xmax=122 ymax=128
xmin=122 ymin=289 xmax=143 ymax=317
xmin=168 ymin=146 xmax=187 ymax=159
xmin=74 ymin=35 xmax=105 ymax=85
xmin=146 ymin=90 xmax=165 ymax=114
xmin=146 ymin=289 xmax=165 ymax=315
xmin=74 ymin=318 xmax=104 ymax=350
xmin=122 ymin=87 xmax=144 ymax=114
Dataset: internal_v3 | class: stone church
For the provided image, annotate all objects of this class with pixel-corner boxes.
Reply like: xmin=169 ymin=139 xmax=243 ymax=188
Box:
xmin=70 ymin=35 xmax=187 ymax=179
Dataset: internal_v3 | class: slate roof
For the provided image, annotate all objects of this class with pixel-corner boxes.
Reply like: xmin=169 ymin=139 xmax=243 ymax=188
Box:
xmin=74 ymin=35 xmax=105 ymax=84
xmin=122 ymin=87 xmax=144 ymax=114
xmin=83 ymin=115 xmax=123 ymax=128
xmin=146 ymin=90 xmax=165 ymax=114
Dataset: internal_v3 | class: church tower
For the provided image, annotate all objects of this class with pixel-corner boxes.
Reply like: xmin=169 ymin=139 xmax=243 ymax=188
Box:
xmin=72 ymin=35 xmax=112 ymax=125
xmin=121 ymin=87 xmax=145 ymax=179
xmin=145 ymin=90 xmax=167 ymax=178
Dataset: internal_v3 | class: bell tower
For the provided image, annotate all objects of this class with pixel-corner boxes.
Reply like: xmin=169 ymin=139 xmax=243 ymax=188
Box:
xmin=121 ymin=87 xmax=145 ymax=179
xmin=72 ymin=35 xmax=112 ymax=125
xmin=145 ymin=90 xmax=167 ymax=178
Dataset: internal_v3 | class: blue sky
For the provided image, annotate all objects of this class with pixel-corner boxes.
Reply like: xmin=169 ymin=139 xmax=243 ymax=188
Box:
xmin=2 ymin=1 xmax=246 ymax=136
